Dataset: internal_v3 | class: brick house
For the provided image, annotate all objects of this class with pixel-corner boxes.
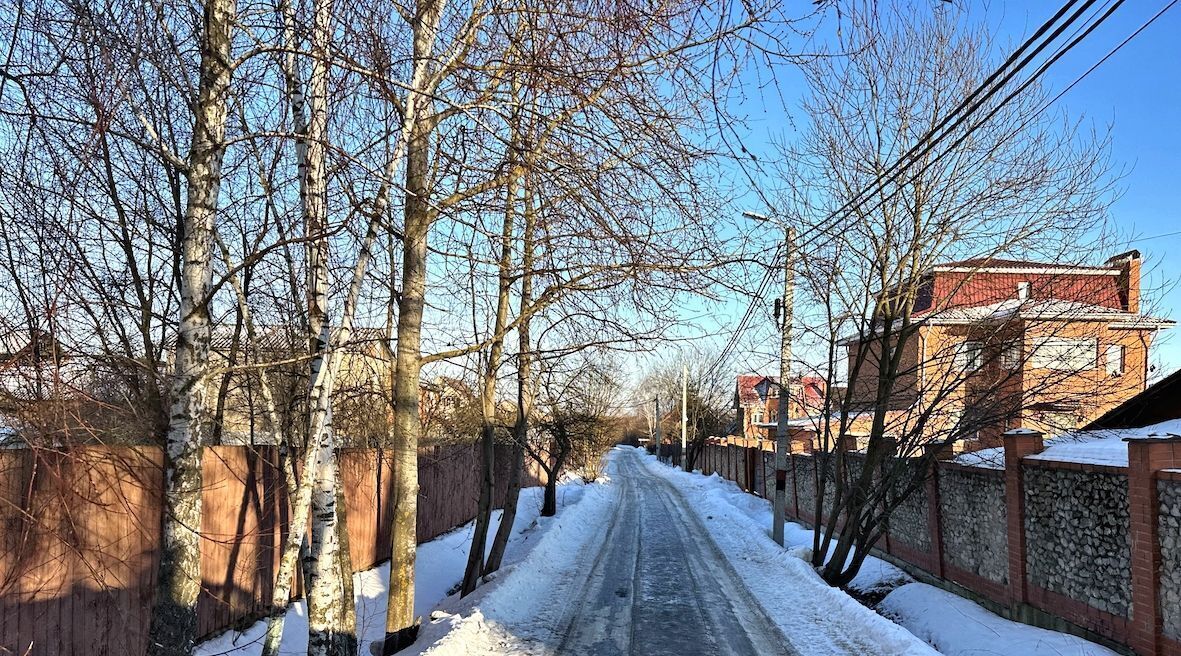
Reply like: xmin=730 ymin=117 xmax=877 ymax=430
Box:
xmin=842 ymin=251 xmax=1173 ymax=450
xmin=733 ymin=374 xmax=825 ymax=440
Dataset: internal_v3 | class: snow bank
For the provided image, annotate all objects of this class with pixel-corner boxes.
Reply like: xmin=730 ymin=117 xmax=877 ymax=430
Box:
xmin=643 ymin=448 xmax=1118 ymax=656
xmin=409 ymin=479 xmax=616 ymax=655
xmin=879 ymin=583 xmax=1119 ymax=656
xmin=195 ymin=483 xmax=595 ymax=656
xmin=635 ymin=449 xmax=937 ymax=656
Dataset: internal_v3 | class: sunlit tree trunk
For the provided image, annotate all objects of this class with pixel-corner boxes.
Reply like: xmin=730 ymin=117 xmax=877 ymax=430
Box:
xmin=460 ymin=133 xmax=520 ymax=597
xmin=146 ymin=0 xmax=235 ymax=653
xmin=382 ymin=1 xmax=444 ymax=651
xmin=484 ymin=166 xmax=536 ymax=576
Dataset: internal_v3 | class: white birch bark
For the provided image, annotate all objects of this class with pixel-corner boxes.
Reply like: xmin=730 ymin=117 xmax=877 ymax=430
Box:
xmin=260 ymin=1 xmax=319 ymax=652
xmin=299 ymin=0 xmax=356 ymax=651
xmin=146 ymin=1 xmax=235 ymax=654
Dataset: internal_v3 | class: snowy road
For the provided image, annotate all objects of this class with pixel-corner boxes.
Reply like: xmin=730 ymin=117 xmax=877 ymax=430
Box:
xmin=553 ymin=449 xmax=798 ymax=656
xmin=415 ymin=448 xmax=934 ymax=655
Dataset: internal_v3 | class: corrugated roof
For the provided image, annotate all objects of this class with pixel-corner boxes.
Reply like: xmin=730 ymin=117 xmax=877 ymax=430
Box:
xmin=165 ymin=325 xmax=391 ymax=354
xmin=923 ymin=299 xmax=1172 ymax=326
xmin=934 ymin=258 xmax=1118 ymax=272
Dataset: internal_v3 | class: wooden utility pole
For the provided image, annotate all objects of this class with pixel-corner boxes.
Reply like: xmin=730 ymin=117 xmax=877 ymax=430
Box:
xmin=773 ymin=226 xmax=796 ymax=546
xmin=654 ymin=396 xmax=662 ymax=460
xmin=681 ymin=364 xmax=689 ymax=471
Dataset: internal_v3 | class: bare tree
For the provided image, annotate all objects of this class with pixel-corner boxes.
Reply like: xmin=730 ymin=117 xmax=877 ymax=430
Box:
xmin=140 ymin=0 xmax=238 ymax=652
xmin=772 ymin=0 xmax=1124 ymax=586
xmin=641 ymin=354 xmax=733 ymax=471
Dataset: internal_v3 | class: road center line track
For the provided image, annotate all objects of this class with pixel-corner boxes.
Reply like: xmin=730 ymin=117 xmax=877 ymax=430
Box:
xmin=554 ymin=450 xmax=799 ymax=656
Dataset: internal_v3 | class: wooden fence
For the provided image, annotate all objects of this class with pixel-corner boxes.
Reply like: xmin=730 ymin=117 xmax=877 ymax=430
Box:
xmin=0 ymin=442 xmax=535 ymax=656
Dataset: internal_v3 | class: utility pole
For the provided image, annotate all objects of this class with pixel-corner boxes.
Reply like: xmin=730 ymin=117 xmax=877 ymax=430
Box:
xmin=681 ymin=364 xmax=689 ymax=471
xmin=773 ymin=226 xmax=796 ymax=546
xmin=654 ymin=396 xmax=662 ymax=461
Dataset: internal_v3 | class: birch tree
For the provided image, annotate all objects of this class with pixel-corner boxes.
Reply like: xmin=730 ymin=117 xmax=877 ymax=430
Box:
xmin=146 ymin=0 xmax=237 ymax=653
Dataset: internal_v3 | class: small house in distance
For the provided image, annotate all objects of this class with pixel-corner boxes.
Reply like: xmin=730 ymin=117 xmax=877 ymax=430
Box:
xmin=733 ymin=374 xmax=825 ymax=440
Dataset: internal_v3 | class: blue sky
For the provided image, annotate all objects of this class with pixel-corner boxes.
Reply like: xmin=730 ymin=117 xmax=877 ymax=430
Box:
xmin=686 ymin=1 xmax=1181 ymax=382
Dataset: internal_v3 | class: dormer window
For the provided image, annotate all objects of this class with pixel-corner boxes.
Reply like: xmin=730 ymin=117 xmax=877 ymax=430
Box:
xmin=1017 ymin=282 xmax=1031 ymax=300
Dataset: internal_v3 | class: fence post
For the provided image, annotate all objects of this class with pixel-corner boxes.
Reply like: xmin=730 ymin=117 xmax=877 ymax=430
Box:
xmin=746 ymin=445 xmax=757 ymax=493
xmin=1003 ymin=428 xmax=1044 ymax=608
xmin=1126 ymin=435 xmax=1181 ymax=656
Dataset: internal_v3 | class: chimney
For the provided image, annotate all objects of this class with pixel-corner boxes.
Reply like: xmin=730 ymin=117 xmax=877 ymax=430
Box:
xmin=1106 ymin=250 xmax=1141 ymax=314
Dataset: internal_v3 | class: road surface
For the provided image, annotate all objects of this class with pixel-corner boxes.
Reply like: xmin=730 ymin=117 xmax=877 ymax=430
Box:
xmin=554 ymin=449 xmax=799 ymax=656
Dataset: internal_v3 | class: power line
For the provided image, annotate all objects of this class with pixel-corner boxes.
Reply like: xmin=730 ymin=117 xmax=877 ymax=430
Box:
xmin=705 ymin=0 xmax=1169 ymax=385
xmin=1130 ymin=228 xmax=1181 ymax=244
xmin=705 ymin=0 xmax=1105 ymax=381
xmin=768 ymin=0 xmax=1108 ymax=264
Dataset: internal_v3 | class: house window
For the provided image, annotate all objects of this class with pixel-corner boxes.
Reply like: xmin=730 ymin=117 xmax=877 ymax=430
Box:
xmin=1105 ymin=344 xmax=1125 ymax=377
xmin=1017 ymin=282 xmax=1031 ymax=300
xmin=955 ymin=341 xmax=983 ymax=371
xmin=1001 ymin=340 xmax=1021 ymax=369
xmin=752 ymin=410 xmax=763 ymax=424
xmin=1030 ymin=337 xmax=1097 ymax=371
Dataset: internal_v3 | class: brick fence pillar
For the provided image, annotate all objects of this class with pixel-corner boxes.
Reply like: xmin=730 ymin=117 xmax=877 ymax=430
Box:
xmin=1126 ymin=435 xmax=1181 ymax=656
xmin=1003 ymin=428 xmax=1044 ymax=607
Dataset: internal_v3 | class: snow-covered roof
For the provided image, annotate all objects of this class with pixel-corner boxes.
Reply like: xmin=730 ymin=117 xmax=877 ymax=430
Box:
xmin=951 ymin=417 xmax=1181 ymax=469
xmin=1026 ymin=418 xmax=1181 ymax=468
xmin=922 ymin=298 xmax=1173 ymax=327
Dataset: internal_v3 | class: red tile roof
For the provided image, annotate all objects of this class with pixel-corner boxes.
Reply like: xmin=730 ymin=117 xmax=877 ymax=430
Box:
xmin=735 ymin=374 xmax=826 ymax=407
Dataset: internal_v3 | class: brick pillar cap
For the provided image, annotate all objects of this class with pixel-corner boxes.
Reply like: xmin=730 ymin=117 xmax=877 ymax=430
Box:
xmin=1122 ymin=433 xmax=1181 ymax=443
xmin=1004 ymin=428 xmax=1043 ymax=436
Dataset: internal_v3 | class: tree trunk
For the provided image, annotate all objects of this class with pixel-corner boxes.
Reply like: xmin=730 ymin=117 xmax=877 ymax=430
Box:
xmin=484 ymin=441 xmax=523 ymax=575
xmin=298 ymin=0 xmax=354 ymax=649
xmin=484 ymin=171 xmax=535 ymax=576
xmin=541 ymin=447 xmax=566 ymax=518
xmin=460 ymin=420 xmax=496 ymax=596
xmin=382 ymin=1 xmax=443 ymax=644
xmin=460 ymin=118 xmax=520 ymax=596
xmin=335 ymin=461 xmax=358 ymax=654
xmin=146 ymin=0 xmax=234 ymax=653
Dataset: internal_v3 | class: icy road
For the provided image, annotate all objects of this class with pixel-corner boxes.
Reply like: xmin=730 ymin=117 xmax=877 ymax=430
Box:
xmin=414 ymin=447 xmax=934 ymax=656
xmin=554 ymin=450 xmax=797 ymax=655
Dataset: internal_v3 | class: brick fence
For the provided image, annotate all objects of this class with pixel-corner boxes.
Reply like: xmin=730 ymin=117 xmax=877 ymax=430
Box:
xmin=698 ymin=431 xmax=1181 ymax=656
xmin=0 ymin=443 xmax=538 ymax=656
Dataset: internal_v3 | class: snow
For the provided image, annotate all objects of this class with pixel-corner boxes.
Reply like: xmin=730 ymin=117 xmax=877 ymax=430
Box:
xmin=950 ymin=447 xmax=1005 ymax=469
xmin=408 ymin=479 xmax=616 ymax=655
xmin=194 ymin=483 xmax=599 ymax=656
xmin=949 ymin=418 xmax=1181 ymax=469
xmin=200 ymin=447 xmax=1126 ymax=656
xmin=1025 ymin=417 xmax=1181 ymax=468
xmin=879 ymin=583 xmax=1119 ymax=656
xmin=634 ymin=449 xmax=937 ymax=656
xmin=637 ymin=449 xmax=1118 ymax=656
